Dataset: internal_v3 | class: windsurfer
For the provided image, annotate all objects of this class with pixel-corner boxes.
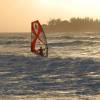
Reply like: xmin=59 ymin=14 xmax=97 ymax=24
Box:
xmin=31 ymin=20 xmax=48 ymax=57
xmin=38 ymin=47 xmax=44 ymax=56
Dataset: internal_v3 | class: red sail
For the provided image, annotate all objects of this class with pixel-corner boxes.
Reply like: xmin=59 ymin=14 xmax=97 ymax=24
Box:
xmin=31 ymin=20 xmax=48 ymax=57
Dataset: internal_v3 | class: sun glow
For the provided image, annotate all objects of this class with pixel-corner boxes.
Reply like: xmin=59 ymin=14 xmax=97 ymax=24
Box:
xmin=0 ymin=0 xmax=100 ymax=32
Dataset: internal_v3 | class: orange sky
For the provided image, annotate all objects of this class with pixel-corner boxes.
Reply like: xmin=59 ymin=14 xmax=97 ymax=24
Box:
xmin=0 ymin=0 xmax=100 ymax=32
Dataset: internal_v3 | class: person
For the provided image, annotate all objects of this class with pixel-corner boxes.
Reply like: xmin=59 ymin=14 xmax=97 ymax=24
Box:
xmin=38 ymin=47 xmax=44 ymax=56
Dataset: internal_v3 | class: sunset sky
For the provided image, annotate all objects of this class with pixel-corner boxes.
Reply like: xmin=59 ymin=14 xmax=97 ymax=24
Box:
xmin=0 ymin=0 xmax=100 ymax=32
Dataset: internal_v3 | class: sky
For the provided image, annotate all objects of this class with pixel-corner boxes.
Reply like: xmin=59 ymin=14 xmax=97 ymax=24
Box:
xmin=0 ymin=0 xmax=100 ymax=32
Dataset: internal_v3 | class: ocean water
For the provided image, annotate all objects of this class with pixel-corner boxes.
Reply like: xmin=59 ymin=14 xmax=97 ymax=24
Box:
xmin=0 ymin=32 xmax=100 ymax=99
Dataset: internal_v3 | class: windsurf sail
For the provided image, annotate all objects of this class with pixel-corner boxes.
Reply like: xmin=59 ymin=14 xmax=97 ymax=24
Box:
xmin=31 ymin=20 xmax=48 ymax=57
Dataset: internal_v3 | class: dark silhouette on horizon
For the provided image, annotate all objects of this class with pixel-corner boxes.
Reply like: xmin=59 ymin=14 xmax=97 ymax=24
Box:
xmin=42 ymin=17 xmax=100 ymax=33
